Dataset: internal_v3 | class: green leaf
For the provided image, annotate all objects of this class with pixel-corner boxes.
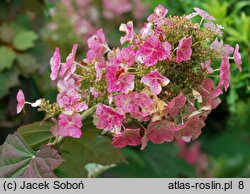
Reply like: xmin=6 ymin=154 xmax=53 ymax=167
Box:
xmin=204 ymin=130 xmax=250 ymax=158
xmin=0 ymin=46 xmax=16 ymax=71
xmin=17 ymin=54 xmax=39 ymax=77
xmin=0 ymin=133 xmax=63 ymax=178
xmin=13 ymin=31 xmax=38 ymax=50
xmin=211 ymin=155 xmax=250 ymax=177
xmin=56 ymin=124 xmax=126 ymax=178
xmin=17 ymin=121 xmax=54 ymax=150
xmin=0 ymin=68 xmax=19 ymax=99
xmin=105 ymin=143 xmax=196 ymax=178
xmin=0 ymin=23 xmax=15 ymax=43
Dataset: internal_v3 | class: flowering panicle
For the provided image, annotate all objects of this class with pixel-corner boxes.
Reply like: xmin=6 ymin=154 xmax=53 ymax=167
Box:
xmin=17 ymin=5 xmax=242 ymax=149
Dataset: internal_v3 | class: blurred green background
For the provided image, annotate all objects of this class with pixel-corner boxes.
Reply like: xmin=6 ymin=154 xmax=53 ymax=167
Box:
xmin=0 ymin=0 xmax=249 ymax=177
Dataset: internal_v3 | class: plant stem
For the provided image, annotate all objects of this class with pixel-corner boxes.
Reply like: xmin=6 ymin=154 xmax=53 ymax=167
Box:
xmin=81 ymin=105 xmax=97 ymax=120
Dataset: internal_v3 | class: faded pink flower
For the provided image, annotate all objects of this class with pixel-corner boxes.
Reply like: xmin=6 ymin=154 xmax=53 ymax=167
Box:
xmin=136 ymin=92 xmax=155 ymax=110
xmin=115 ymin=92 xmax=154 ymax=115
xmin=219 ymin=57 xmax=231 ymax=92
xmin=60 ymin=44 xmax=78 ymax=80
xmin=106 ymin=65 xmax=134 ymax=94
xmin=201 ymin=60 xmax=214 ymax=74
xmin=57 ymin=113 xmax=82 ymax=138
xmin=210 ymin=38 xmax=223 ymax=51
xmin=86 ymin=29 xmax=108 ymax=60
xmin=178 ymin=140 xmax=209 ymax=174
xmin=176 ymin=36 xmax=192 ymax=63
xmin=50 ymin=47 xmax=61 ymax=80
xmin=165 ymin=94 xmax=186 ymax=118
xmin=116 ymin=46 xmax=136 ymax=67
xmin=144 ymin=120 xmax=176 ymax=144
xmin=115 ymin=92 xmax=139 ymax=114
xmin=119 ymin=21 xmax=134 ymax=44
xmin=139 ymin=22 xmax=154 ymax=39
xmin=57 ymin=75 xmax=82 ymax=92
xmin=115 ymin=92 xmax=153 ymax=122
xmin=178 ymin=140 xmax=199 ymax=164
xmin=221 ymin=44 xmax=234 ymax=57
xmin=234 ymin=44 xmax=242 ymax=72
xmin=141 ymin=70 xmax=170 ymax=95
xmin=204 ymin=22 xmax=223 ymax=36
xmin=130 ymin=111 xmax=152 ymax=122
xmin=57 ymin=88 xmax=88 ymax=115
xmin=147 ymin=4 xmax=168 ymax=23
xmin=16 ymin=89 xmax=25 ymax=114
xmin=199 ymin=78 xmax=222 ymax=109
xmin=112 ymin=128 xmax=141 ymax=148
xmin=137 ymin=35 xmax=171 ymax=66
xmin=94 ymin=103 xmax=125 ymax=132
xmin=175 ymin=116 xmax=205 ymax=142
xmin=194 ymin=8 xmax=216 ymax=21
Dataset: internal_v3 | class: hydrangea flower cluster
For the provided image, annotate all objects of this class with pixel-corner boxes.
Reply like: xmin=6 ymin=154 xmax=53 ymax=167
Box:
xmin=17 ymin=5 xmax=242 ymax=149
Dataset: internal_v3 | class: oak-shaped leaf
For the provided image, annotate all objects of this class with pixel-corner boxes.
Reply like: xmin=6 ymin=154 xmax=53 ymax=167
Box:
xmin=17 ymin=121 xmax=54 ymax=150
xmin=0 ymin=133 xmax=63 ymax=178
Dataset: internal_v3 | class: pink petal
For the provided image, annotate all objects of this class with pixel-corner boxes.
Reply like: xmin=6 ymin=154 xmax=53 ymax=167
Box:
xmin=58 ymin=113 xmax=82 ymax=138
xmin=145 ymin=120 xmax=175 ymax=144
xmin=204 ymin=22 xmax=223 ymax=36
xmin=60 ymin=44 xmax=78 ymax=80
xmin=75 ymin=102 xmax=88 ymax=112
xmin=141 ymin=70 xmax=170 ymax=95
xmin=57 ymin=88 xmax=87 ymax=115
xmin=219 ymin=57 xmax=231 ymax=92
xmin=95 ymin=57 xmax=106 ymax=81
xmin=112 ymin=128 xmax=141 ymax=148
xmin=130 ymin=111 xmax=152 ymax=122
xmin=165 ymin=94 xmax=186 ymax=118
xmin=114 ymin=92 xmax=139 ymax=114
xmin=95 ymin=103 xmax=125 ymax=132
xmin=174 ymin=116 xmax=205 ymax=142
xmin=147 ymin=4 xmax=168 ymax=23
xmin=16 ymin=89 xmax=25 ymax=114
xmin=137 ymin=35 xmax=171 ymax=66
xmin=86 ymin=28 xmax=107 ymax=58
xmin=233 ymin=44 xmax=242 ymax=72
xmin=210 ymin=38 xmax=223 ymax=51
xmin=116 ymin=46 xmax=136 ymax=67
xmin=176 ymin=36 xmax=192 ymax=63
xmin=119 ymin=21 xmax=134 ymax=44
xmin=199 ymin=79 xmax=222 ymax=109
xmin=194 ymin=8 xmax=216 ymax=21
xmin=50 ymin=48 xmax=61 ymax=80
xmin=221 ymin=44 xmax=234 ymax=57
xmin=201 ymin=60 xmax=214 ymax=74
xmin=106 ymin=65 xmax=134 ymax=94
